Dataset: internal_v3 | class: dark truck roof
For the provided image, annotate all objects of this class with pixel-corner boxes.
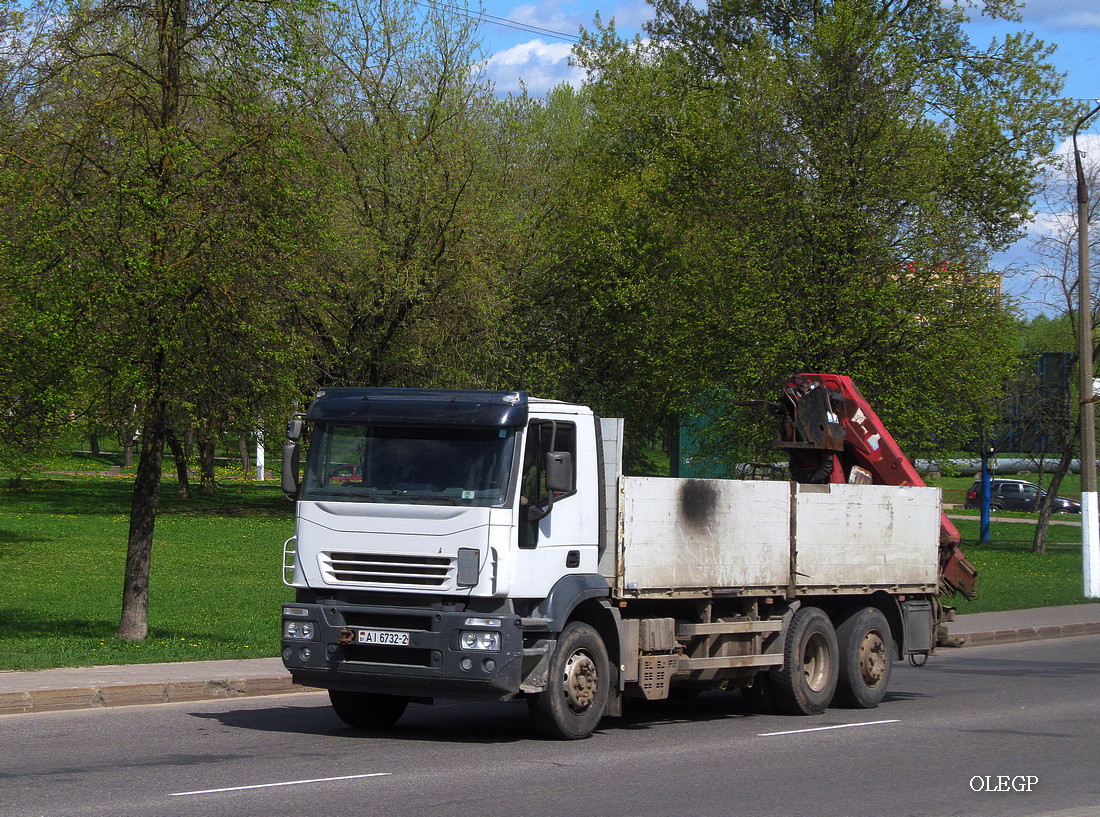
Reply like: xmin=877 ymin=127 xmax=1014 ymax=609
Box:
xmin=305 ymin=387 xmax=530 ymax=428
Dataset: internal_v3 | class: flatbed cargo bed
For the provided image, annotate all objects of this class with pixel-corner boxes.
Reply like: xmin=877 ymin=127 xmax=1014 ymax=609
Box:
xmin=609 ymin=477 xmax=941 ymax=599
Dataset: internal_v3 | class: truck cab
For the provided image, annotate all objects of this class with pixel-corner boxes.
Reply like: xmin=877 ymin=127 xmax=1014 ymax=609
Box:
xmin=281 ymin=389 xmax=613 ymax=735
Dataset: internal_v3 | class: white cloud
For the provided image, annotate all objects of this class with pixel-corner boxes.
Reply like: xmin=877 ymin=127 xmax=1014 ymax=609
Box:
xmin=1019 ymin=0 xmax=1100 ymax=30
xmin=1053 ymin=132 xmax=1100 ymax=159
xmin=483 ymin=38 xmax=585 ymax=94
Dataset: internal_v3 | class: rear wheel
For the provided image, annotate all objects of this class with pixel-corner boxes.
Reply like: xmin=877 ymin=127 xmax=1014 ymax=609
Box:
xmin=770 ymin=606 xmax=838 ymax=715
xmin=834 ymin=607 xmax=893 ymax=708
xmin=529 ymin=622 xmax=610 ymax=740
xmin=328 ymin=690 xmax=409 ymax=729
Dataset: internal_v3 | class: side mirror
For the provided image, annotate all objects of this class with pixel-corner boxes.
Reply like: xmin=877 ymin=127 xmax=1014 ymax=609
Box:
xmin=282 ymin=414 xmax=305 ymax=497
xmin=546 ymin=451 xmax=573 ymax=493
xmin=282 ymin=442 xmax=301 ymax=497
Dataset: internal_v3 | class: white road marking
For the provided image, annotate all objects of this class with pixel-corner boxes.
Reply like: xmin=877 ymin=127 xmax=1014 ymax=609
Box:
xmin=170 ymin=773 xmax=392 ymax=797
xmin=758 ymin=719 xmax=899 ymax=737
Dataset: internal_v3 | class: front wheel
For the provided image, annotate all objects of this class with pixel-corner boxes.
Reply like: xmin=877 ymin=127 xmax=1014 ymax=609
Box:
xmin=329 ymin=690 xmax=409 ymax=729
xmin=770 ymin=606 xmax=838 ymax=715
xmin=529 ymin=622 xmax=610 ymax=740
xmin=834 ymin=607 xmax=893 ymax=708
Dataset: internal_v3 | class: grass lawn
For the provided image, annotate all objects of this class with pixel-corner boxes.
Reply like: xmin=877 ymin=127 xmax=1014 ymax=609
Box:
xmin=926 ymin=473 xmax=1091 ymax=614
xmin=0 ymin=472 xmax=293 ymax=671
xmin=947 ymin=516 xmax=1090 ymax=613
xmin=0 ymin=460 xmax=1093 ymax=671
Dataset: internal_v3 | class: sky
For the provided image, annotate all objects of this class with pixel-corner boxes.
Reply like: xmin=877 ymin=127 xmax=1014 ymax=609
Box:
xmin=470 ymin=0 xmax=1100 ymax=317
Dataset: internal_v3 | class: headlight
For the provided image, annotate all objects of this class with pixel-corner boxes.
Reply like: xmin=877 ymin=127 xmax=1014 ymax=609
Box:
xmin=459 ymin=630 xmax=500 ymax=652
xmin=283 ymin=620 xmax=316 ymax=640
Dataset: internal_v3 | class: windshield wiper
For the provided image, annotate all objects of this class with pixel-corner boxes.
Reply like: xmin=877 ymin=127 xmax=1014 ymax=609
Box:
xmin=390 ymin=491 xmax=458 ymax=505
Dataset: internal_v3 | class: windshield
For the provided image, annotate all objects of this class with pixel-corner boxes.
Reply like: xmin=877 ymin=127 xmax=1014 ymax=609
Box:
xmin=302 ymin=423 xmax=516 ymax=507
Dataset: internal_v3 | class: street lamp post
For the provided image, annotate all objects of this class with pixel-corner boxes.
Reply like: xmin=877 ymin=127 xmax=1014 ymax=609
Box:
xmin=1073 ymin=102 xmax=1100 ymax=599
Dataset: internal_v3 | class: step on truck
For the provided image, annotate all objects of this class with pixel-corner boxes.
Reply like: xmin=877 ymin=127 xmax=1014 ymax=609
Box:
xmin=279 ymin=376 xmax=976 ymax=739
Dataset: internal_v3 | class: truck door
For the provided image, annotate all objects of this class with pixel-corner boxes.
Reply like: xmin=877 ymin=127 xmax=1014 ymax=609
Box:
xmin=520 ymin=420 xmax=578 ymax=548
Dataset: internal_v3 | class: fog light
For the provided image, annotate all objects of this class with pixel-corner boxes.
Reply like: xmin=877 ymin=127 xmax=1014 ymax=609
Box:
xmin=460 ymin=657 xmax=473 ymax=671
xmin=282 ymin=647 xmax=293 ymax=661
xmin=299 ymin=647 xmax=312 ymax=661
xmin=483 ymin=658 xmax=496 ymax=673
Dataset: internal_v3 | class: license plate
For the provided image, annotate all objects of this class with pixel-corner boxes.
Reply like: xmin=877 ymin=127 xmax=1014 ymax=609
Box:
xmin=356 ymin=628 xmax=410 ymax=646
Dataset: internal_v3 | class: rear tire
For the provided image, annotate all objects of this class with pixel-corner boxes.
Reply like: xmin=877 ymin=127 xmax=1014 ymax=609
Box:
xmin=834 ymin=607 xmax=893 ymax=709
xmin=529 ymin=622 xmax=610 ymax=740
xmin=770 ymin=606 xmax=838 ymax=715
xmin=329 ymin=690 xmax=408 ymax=729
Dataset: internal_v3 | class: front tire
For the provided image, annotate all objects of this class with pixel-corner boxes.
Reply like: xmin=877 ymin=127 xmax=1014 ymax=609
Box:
xmin=329 ymin=690 xmax=409 ymax=729
xmin=770 ymin=606 xmax=838 ymax=715
xmin=529 ymin=622 xmax=610 ymax=740
xmin=834 ymin=607 xmax=893 ymax=708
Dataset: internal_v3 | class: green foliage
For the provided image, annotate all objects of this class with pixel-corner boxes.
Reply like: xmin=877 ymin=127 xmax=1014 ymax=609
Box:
xmin=528 ymin=0 xmax=1074 ymax=465
xmin=293 ymin=0 xmax=547 ymax=391
xmin=1017 ymin=313 xmax=1076 ymax=355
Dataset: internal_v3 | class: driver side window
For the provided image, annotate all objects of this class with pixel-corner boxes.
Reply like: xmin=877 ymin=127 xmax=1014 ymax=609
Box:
xmin=519 ymin=421 xmax=576 ymax=548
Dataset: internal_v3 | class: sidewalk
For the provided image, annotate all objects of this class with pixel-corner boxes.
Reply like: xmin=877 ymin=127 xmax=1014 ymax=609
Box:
xmin=3 ymin=605 xmax=1099 ymax=716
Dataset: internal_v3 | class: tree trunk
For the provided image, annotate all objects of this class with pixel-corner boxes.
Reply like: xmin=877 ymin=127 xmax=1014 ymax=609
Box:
xmin=1034 ymin=432 xmax=1077 ymax=554
xmin=90 ymin=431 xmax=100 ymax=456
xmin=238 ymin=433 xmax=251 ymax=474
xmin=123 ymin=432 xmax=135 ymax=467
xmin=166 ymin=431 xmax=191 ymax=499
xmin=117 ymin=399 xmax=166 ymax=641
xmin=198 ymin=431 xmax=217 ymax=495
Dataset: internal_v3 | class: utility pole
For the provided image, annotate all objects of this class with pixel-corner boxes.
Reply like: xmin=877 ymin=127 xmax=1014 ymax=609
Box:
xmin=1073 ymin=102 xmax=1100 ymax=599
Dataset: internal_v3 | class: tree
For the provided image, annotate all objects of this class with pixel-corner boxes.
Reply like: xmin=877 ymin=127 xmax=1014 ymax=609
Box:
xmin=544 ymin=0 xmax=1074 ymax=465
xmin=294 ymin=0 xmax=540 ymax=391
xmin=1016 ymin=137 xmax=1100 ymax=552
xmin=12 ymin=0 xmax=323 ymax=639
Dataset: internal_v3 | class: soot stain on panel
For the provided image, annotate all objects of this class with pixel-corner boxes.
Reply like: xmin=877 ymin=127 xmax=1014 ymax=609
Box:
xmin=679 ymin=479 xmax=720 ymax=533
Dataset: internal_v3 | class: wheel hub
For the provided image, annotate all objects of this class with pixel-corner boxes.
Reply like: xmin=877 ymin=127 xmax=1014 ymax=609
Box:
xmin=563 ymin=650 xmax=598 ymax=713
xmin=859 ymin=631 xmax=888 ymax=687
xmin=803 ymin=632 xmax=830 ymax=692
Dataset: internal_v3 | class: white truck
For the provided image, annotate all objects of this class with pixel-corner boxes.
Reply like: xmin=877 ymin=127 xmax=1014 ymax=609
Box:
xmin=279 ymin=380 xmax=970 ymax=739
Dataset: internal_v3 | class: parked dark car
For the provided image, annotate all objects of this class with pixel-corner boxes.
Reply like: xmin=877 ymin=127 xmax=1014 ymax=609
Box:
xmin=965 ymin=478 xmax=1082 ymax=513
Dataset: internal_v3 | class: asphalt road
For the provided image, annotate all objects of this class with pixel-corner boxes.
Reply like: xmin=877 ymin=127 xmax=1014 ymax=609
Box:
xmin=2 ymin=636 xmax=1098 ymax=817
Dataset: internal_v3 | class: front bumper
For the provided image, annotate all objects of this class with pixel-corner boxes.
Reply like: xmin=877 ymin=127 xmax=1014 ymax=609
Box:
xmin=281 ymin=602 xmax=527 ymax=701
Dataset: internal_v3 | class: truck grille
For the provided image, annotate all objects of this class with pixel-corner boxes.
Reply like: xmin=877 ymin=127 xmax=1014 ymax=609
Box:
xmin=320 ymin=551 xmax=454 ymax=589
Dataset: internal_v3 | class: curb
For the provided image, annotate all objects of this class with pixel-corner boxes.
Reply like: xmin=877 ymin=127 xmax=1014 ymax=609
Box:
xmin=0 ymin=673 xmax=313 ymax=716
xmin=949 ymin=621 xmax=1100 ymax=648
